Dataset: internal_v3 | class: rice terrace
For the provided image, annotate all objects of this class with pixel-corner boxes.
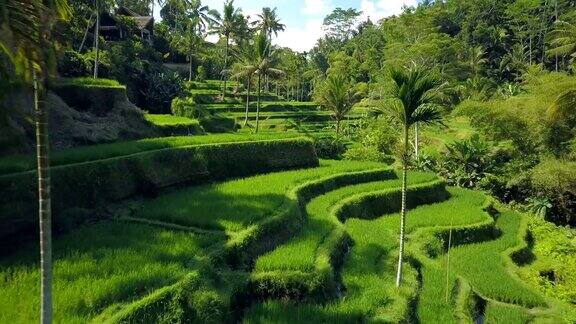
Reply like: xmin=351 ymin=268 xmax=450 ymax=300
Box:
xmin=0 ymin=0 xmax=575 ymax=323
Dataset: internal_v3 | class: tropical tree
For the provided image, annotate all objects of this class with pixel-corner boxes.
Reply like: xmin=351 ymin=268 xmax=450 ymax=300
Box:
xmin=254 ymin=7 xmax=285 ymax=40
xmin=172 ymin=0 xmax=217 ymax=81
xmin=252 ymin=33 xmax=283 ymax=133
xmin=548 ymin=20 xmax=576 ymax=62
xmin=467 ymin=45 xmax=487 ymax=78
xmin=548 ymin=88 xmax=576 ymax=125
xmin=315 ymin=72 xmax=363 ymax=136
xmin=378 ymin=65 xmax=444 ymax=287
xmin=231 ymin=40 xmax=257 ymax=126
xmin=211 ymin=0 xmax=242 ymax=98
xmin=0 ymin=0 xmax=69 ymax=322
xmin=253 ymin=7 xmax=284 ymax=92
xmin=93 ymin=0 xmax=100 ymax=77
xmin=232 ymin=32 xmax=283 ymax=132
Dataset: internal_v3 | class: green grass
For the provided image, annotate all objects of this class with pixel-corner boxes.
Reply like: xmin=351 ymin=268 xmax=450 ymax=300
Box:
xmin=245 ymin=187 xmax=562 ymax=323
xmin=446 ymin=209 xmax=546 ymax=308
xmin=255 ymin=172 xmax=438 ymax=273
xmin=483 ymin=302 xmax=532 ymax=324
xmin=53 ymin=77 xmax=124 ymax=89
xmin=0 ymin=133 xmax=304 ymax=175
xmin=139 ymin=160 xmax=385 ymax=232
xmin=199 ymin=101 xmax=320 ymax=113
xmin=420 ymin=116 xmax=475 ymax=157
xmin=0 ymin=160 xmax=390 ymax=322
xmin=144 ymin=114 xmax=200 ymax=127
xmin=516 ymin=215 xmax=576 ymax=306
xmin=0 ymin=222 xmax=219 ymax=323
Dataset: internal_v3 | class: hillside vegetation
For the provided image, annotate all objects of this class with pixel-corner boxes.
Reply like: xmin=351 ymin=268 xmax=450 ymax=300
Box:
xmin=1 ymin=0 xmax=575 ymax=322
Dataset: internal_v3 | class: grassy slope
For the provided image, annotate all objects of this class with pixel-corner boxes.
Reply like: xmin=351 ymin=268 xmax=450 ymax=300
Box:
xmin=245 ymin=188 xmax=572 ymax=323
xmin=0 ymin=160 xmax=387 ymax=322
xmin=0 ymin=222 xmax=219 ymax=323
xmin=420 ymin=116 xmax=475 ymax=157
xmin=0 ymin=133 xmax=304 ymax=175
xmin=144 ymin=114 xmax=200 ymax=127
xmin=139 ymin=160 xmax=384 ymax=232
xmin=446 ymin=209 xmax=545 ymax=308
xmin=255 ymin=172 xmax=438 ymax=272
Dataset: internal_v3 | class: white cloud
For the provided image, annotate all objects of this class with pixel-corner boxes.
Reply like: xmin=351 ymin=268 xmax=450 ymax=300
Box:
xmin=274 ymin=18 xmax=324 ymax=52
xmin=302 ymin=0 xmax=332 ymax=16
xmin=359 ymin=0 xmax=418 ymax=22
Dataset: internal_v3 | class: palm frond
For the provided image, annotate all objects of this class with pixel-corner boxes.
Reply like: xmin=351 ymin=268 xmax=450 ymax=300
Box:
xmin=548 ymin=89 xmax=576 ymax=123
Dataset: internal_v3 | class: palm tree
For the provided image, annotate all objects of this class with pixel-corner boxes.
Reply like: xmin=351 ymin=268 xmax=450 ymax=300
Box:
xmin=0 ymin=0 xmax=69 ymax=322
xmin=232 ymin=32 xmax=283 ymax=132
xmin=211 ymin=0 xmax=242 ymax=98
xmin=548 ymin=89 xmax=576 ymax=124
xmin=173 ymin=0 xmax=217 ymax=81
xmin=254 ymin=7 xmax=284 ymax=92
xmin=548 ymin=20 xmax=576 ymax=62
xmin=252 ymin=33 xmax=283 ymax=133
xmin=379 ymin=65 xmax=443 ymax=287
xmin=254 ymin=7 xmax=285 ymax=40
xmin=231 ymin=41 xmax=257 ymax=126
xmin=315 ymin=72 xmax=362 ymax=136
xmin=467 ymin=45 xmax=487 ymax=78
xmin=93 ymin=0 xmax=100 ymax=77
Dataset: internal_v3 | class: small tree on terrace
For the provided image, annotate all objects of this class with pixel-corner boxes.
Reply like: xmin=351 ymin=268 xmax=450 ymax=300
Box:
xmin=231 ymin=40 xmax=257 ymax=126
xmin=376 ymin=65 xmax=444 ymax=287
xmin=315 ymin=72 xmax=363 ymax=136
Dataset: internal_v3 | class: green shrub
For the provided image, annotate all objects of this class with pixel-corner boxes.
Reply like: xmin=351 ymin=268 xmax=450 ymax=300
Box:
xmin=139 ymin=65 xmax=185 ymax=114
xmin=437 ymin=135 xmax=493 ymax=188
xmin=312 ymin=135 xmax=347 ymax=159
xmin=195 ymin=66 xmax=206 ymax=82
xmin=517 ymin=215 xmax=576 ymax=306
xmin=531 ymin=159 xmax=576 ymax=226
xmin=344 ymin=145 xmax=395 ymax=164
xmin=171 ymin=97 xmax=197 ymax=119
xmin=57 ymin=50 xmax=91 ymax=77
xmin=454 ymin=100 xmax=535 ymax=153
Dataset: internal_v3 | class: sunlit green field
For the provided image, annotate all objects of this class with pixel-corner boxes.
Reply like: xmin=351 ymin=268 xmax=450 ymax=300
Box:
xmin=245 ymin=187 xmax=575 ymax=323
xmin=0 ymin=160 xmax=389 ymax=322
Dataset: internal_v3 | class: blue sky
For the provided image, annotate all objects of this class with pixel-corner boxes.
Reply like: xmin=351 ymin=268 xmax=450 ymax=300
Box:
xmin=154 ymin=0 xmax=419 ymax=52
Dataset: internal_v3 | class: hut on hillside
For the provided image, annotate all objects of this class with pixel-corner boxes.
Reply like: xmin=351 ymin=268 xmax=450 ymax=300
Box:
xmin=97 ymin=7 xmax=154 ymax=43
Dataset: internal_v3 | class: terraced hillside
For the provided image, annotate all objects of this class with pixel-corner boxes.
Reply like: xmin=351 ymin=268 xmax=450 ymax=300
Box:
xmin=184 ymin=80 xmax=365 ymax=133
xmin=1 ymin=152 xmax=574 ymax=322
xmin=245 ymin=181 xmax=576 ymax=323
xmin=0 ymin=160 xmax=392 ymax=322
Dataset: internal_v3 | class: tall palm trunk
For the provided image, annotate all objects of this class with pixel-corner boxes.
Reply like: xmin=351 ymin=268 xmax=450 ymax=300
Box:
xmin=244 ymin=77 xmax=251 ymax=126
xmin=222 ymin=36 xmax=229 ymax=98
xmin=414 ymin=122 xmax=419 ymax=158
xmin=396 ymin=126 xmax=409 ymax=287
xmin=34 ymin=68 xmax=53 ymax=324
xmin=256 ymin=74 xmax=261 ymax=133
xmin=93 ymin=0 xmax=100 ymax=78
xmin=188 ymin=55 xmax=193 ymax=82
xmin=78 ymin=13 xmax=94 ymax=52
